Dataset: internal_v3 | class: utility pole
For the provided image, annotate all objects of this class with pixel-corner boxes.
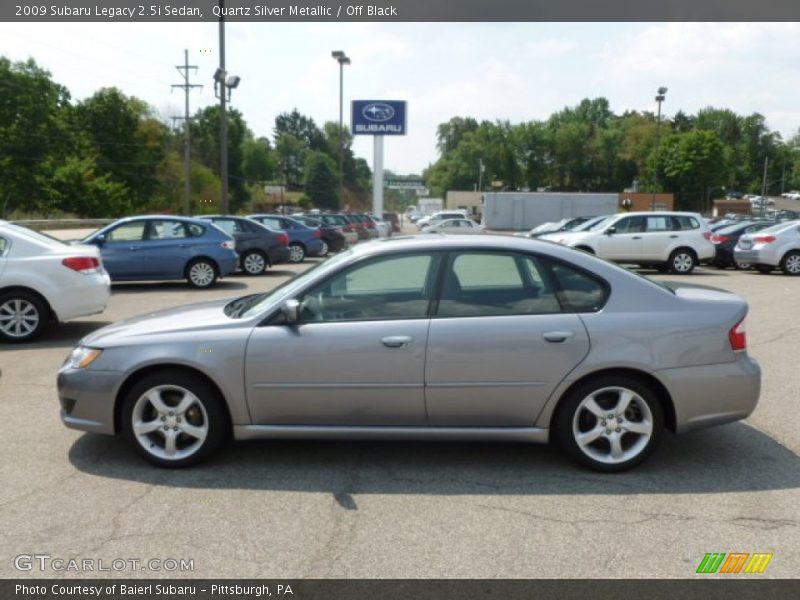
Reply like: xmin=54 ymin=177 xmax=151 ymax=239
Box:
xmin=760 ymin=157 xmax=769 ymax=219
xmin=218 ymin=1 xmax=229 ymax=214
xmin=171 ymin=49 xmax=201 ymax=216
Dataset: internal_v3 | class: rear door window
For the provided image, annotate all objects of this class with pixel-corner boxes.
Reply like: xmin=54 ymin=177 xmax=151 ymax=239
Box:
xmin=106 ymin=221 xmax=146 ymax=242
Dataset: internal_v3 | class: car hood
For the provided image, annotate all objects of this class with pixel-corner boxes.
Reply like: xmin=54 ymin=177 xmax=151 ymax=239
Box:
xmin=81 ymin=298 xmax=245 ymax=347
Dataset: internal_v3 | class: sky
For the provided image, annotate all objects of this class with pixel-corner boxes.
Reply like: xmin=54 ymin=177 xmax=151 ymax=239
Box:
xmin=1 ymin=22 xmax=799 ymax=175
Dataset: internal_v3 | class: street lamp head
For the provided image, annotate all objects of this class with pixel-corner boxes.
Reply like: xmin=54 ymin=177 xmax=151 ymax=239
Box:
xmin=213 ymin=67 xmax=226 ymax=83
xmin=658 ymin=86 xmax=668 ymax=95
xmin=225 ymin=75 xmax=241 ymax=89
xmin=332 ymin=50 xmax=350 ymax=64
xmin=655 ymin=94 xmax=666 ymax=103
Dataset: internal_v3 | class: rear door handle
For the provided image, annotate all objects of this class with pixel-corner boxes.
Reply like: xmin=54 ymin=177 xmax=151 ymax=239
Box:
xmin=381 ymin=336 xmax=413 ymax=348
xmin=543 ymin=331 xmax=575 ymax=343
xmin=669 ymin=235 xmax=679 ymax=239
xmin=180 ymin=243 xmax=191 ymax=248
xmin=128 ymin=246 xmax=141 ymax=251
xmin=632 ymin=236 xmax=642 ymax=240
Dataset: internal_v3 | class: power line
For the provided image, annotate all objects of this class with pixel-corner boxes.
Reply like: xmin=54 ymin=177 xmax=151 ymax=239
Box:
xmin=171 ymin=49 xmax=202 ymax=215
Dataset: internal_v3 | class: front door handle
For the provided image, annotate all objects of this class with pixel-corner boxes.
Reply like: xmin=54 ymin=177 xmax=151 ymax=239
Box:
xmin=179 ymin=243 xmax=191 ymax=248
xmin=128 ymin=246 xmax=141 ymax=251
xmin=543 ymin=331 xmax=575 ymax=343
xmin=632 ymin=236 xmax=642 ymax=240
xmin=381 ymin=336 xmax=412 ymax=348
xmin=669 ymin=235 xmax=679 ymax=239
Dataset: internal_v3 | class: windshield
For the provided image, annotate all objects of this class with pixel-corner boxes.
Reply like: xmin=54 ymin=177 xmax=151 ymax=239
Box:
xmin=232 ymin=249 xmax=355 ymax=319
xmin=582 ymin=216 xmax=614 ymax=231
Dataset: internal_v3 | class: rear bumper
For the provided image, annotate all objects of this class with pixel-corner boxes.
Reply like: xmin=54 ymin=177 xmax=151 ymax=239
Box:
xmin=734 ymin=248 xmax=778 ymax=266
xmin=52 ymin=271 xmax=111 ymax=322
xmin=654 ymin=353 xmax=761 ymax=434
xmin=217 ymin=252 xmax=239 ymax=276
xmin=268 ymin=245 xmax=291 ymax=265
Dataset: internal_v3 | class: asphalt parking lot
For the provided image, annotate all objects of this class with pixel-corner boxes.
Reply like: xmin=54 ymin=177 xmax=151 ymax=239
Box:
xmin=1 ymin=242 xmax=798 ymax=579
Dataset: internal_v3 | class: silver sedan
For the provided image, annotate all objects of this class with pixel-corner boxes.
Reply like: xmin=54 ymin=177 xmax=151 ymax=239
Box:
xmin=58 ymin=236 xmax=760 ymax=472
xmin=734 ymin=219 xmax=800 ymax=275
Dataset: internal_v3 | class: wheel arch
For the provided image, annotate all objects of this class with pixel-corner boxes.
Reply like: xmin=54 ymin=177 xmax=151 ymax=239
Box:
xmin=547 ymin=367 xmax=676 ymax=435
xmin=114 ymin=363 xmax=233 ymax=436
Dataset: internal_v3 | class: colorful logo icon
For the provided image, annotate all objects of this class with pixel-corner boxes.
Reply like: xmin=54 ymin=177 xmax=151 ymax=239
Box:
xmin=696 ymin=552 xmax=773 ymax=574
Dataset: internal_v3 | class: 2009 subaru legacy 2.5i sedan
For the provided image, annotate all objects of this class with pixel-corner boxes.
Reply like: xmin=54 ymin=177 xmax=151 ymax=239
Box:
xmin=58 ymin=236 xmax=761 ymax=472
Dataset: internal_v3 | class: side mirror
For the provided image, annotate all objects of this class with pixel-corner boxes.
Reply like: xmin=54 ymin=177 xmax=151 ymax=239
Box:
xmin=281 ymin=299 xmax=300 ymax=323
xmin=94 ymin=234 xmax=106 ymax=246
xmin=605 ymin=227 xmax=616 ymax=235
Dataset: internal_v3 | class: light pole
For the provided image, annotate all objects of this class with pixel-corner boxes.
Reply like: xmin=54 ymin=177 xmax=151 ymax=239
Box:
xmin=331 ymin=51 xmax=350 ymax=210
xmin=651 ymin=86 xmax=668 ymax=211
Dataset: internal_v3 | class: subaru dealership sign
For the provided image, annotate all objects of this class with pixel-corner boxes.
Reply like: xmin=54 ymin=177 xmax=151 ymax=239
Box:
xmin=352 ymin=100 xmax=407 ymax=135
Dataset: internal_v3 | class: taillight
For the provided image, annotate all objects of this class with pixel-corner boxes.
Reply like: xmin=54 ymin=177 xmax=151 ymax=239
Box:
xmin=62 ymin=256 xmax=100 ymax=274
xmin=221 ymin=240 xmax=235 ymax=250
xmin=277 ymin=233 xmax=289 ymax=246
xmin=729 ymin=317 xmax=747 ymax=352
xmin=753 ymin=235 xmax=776 ymax=244
xmin=313 ymin=229 xmax=321 ymax=238
xmin=710 ymin=234 xmax=730 ymax=244
xmin=702 ymin=231 xmax=712 ymax=241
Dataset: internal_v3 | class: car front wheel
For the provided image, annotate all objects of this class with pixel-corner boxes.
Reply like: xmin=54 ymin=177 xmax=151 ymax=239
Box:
xmin=121 ymin=370 xmax=228 ymax=468
xmin=668 ymin=249 xmax=696 ymax=274
xmin=555 ymin=376 xmax=664 ymax=472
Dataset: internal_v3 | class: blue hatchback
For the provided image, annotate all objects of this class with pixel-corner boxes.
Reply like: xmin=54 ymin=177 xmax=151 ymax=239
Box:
xmin=82 ymin=216 xmax=238 ymax=288
xmin=247 ymin=214 xmax=324 ymax=263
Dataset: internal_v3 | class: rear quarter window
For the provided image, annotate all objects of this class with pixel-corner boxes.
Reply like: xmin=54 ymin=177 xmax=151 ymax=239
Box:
xmin=547 ymin=260 xmax=609 ymax=313
xmin=673 ymin=216 xmax=700 ymax=230
xmin=0 ymin=237 xmax=8 ymax=256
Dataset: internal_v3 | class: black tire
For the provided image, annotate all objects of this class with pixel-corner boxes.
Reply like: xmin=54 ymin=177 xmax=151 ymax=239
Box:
xmin=318 ymin=239 xmax=330 ymax=256
xmin=185 ymin=258 xmax=218 ymax=288
xmin=0 ymin=290 xmax=48 ymax=343
xmin=668 ymin=248 xmax=697 ymax=274
xmin=288 ymin=242 xmax=306 ymax=263
xmin=241 ymin=250 xmax=267 ymax=275
xmin=554 ymin=375 xmax=664 ymax=473
xmin=121 ymin=369 xmax=229 ymax=468
xmin=780 ymin=251 xmax=800 ymax=276
xmin=755 ymin=264 xmax=773 ymax=274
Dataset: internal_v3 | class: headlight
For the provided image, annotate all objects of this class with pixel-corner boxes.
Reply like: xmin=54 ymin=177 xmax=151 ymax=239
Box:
xmin=67 ymin=346 xmax=103 ymax=369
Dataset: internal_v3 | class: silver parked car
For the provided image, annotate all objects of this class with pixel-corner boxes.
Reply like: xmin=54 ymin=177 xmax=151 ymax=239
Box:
xmin=733 ymin=220 xmax=800 ymax=275
xmin=58 ymin=236 xmax=760 ymax=472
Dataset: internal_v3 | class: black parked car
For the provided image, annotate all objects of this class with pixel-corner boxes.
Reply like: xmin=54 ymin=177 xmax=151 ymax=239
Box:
xmin=709 ymin=220 xmax=773 ymax=269
xmin=292 ymin=215 xmax=347 ymax=255
xmin=200 ymin=215 xmax=290 ymax=275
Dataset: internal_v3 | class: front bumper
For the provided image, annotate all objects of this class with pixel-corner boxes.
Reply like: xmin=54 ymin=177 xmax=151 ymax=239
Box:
xmin=58 ymin=366 xmax=121 ymax=435
xmin=654 ymin=353 xmax=761 ymax=434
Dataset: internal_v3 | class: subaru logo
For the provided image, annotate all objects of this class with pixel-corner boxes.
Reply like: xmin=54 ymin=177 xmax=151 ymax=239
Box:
xmin=362 ymin=103 xmax=395 ymax=122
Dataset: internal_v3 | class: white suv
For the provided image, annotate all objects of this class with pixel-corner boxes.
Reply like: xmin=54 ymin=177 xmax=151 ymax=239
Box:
xmin=539 ymin=212 xmax=714 ymax=274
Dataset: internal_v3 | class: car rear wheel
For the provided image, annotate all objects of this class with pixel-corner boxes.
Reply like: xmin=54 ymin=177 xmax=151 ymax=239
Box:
xmin=668 ymin=248 xmax=696 ymax=274
xmin=0 ymin=291 xmax=48 ymax=343
xmin=122 ymin=370 xmax=228 ymax=468
xmin=318 ymin=240 xmax=330 ymax=256
xmin=780 ymin=251 xmax=800 ymax=276
xmin=288 ymin=242 xmax=306 ymax=263
xmin=556 ymin=376 xmax=664 ymax=472
xmin=242 ymin=250 xmax=267 ymax=275
xmin=186 ymin=258 xmax=218 ymax=288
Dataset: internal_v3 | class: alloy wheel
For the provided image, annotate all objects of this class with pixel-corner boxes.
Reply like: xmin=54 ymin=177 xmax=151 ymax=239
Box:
xmin=189 ymin=261 xmax=215 ymax=287
xmin=243 ymin=252 xmax=266 ymax=275
xmin=571 ymin=386 xmax=654 ymax=466
xmin=671 ymin=252 xmax=694 ymax=274
xmin=131 ymin=385 xmax=209 ymax=461
xmin=0 ymin=298 xmax=40 ymax=339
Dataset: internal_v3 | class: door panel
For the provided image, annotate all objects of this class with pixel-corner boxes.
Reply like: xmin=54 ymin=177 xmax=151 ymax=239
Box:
xmin=425 ymin=314 xmax=590 ymax=426
xmin=245 ymin=320 xmax=430 ymax=425
xmin=140 ymin=220 xmax=193 ymax=277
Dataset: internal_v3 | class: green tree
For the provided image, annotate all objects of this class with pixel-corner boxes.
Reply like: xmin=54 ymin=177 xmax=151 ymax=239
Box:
xmin=659 ymin=130 xmax=728 ymax=211
xmin=303 ymin=151 xmax=339 ymax=209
